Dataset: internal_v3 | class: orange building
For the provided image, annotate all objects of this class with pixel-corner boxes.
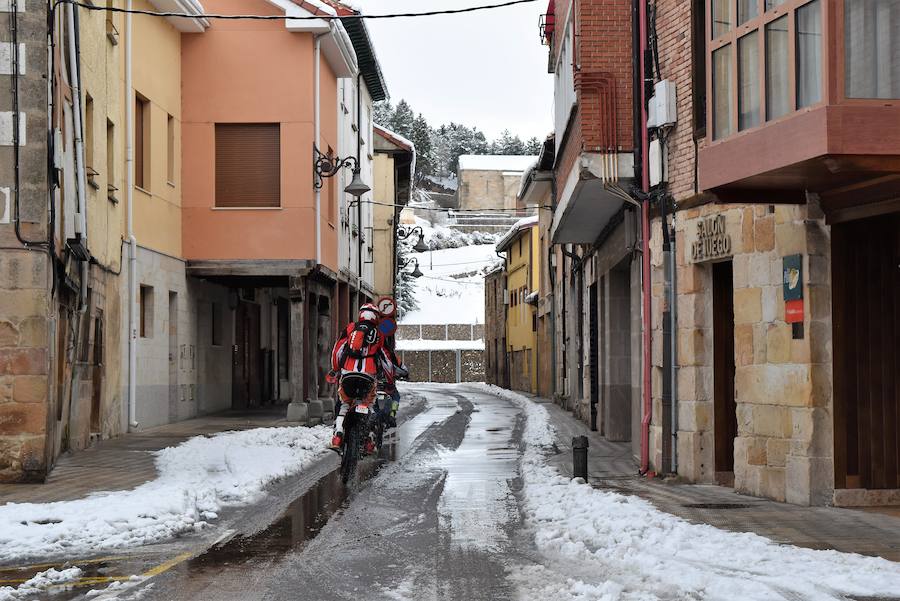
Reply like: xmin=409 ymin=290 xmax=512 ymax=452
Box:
xmin=181 ymin=0 xmax=386 ymax=418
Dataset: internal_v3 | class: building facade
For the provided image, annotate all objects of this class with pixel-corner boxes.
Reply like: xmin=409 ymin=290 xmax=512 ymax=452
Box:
xmin=456 ymin=155 xmax=537 ymax=211
xmin=647 ymin=0 xmax=900 ymax=506
xmin=372 ymin=125 xmax=414 ymax=299
xmin=0 ymin=0 xmax=396 ymax=482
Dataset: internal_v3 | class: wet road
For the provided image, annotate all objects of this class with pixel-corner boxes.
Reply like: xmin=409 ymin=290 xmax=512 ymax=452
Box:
xmin=136 ymin=384 xmax=535 ymax=601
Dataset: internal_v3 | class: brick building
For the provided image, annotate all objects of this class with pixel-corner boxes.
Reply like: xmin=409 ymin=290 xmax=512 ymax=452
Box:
xmin=649 ymin=0 xmax=900 ymax=506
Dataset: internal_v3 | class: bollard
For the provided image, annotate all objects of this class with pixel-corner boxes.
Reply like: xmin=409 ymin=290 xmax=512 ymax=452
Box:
xmin=572 ymin=435 xmax=589 ymax=480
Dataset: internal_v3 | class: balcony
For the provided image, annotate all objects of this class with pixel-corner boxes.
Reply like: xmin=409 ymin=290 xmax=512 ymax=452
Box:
xmin=698 ymin=0 xmax=900 ymax=220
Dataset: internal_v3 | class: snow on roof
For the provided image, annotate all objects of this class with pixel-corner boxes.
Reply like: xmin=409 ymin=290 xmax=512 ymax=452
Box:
xmin=517 ymin=158 xmax=541 ymax=198
xmin=457 ymin=155 xmax=539 ymax=173
xmin=374 ymin=124 xmax=415 ymax=152
xmin=495 ymin=215 xmax=539 ymax=252
xmin=293 ymin=0 xmax=338 ymax=16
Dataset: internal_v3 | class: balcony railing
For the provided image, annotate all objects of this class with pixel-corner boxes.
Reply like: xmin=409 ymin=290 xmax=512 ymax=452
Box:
xmin=539 ymin=12 xmax=554 ymax=46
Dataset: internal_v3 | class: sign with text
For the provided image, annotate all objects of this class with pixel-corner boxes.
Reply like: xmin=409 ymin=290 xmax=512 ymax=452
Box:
xmin=785 ymin=299 xmax=804 ymax=324
xmin=690 ymin=215 xmax=732 ymax=263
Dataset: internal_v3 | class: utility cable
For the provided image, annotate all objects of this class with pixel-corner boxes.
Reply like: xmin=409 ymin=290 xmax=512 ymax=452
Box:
xmin=51 ymin=0 xmax=539 ymax=22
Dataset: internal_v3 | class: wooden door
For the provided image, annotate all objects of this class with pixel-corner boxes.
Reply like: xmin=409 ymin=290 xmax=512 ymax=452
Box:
xmin=833 ymin=213 xmax=900 ymax=490
xmin=713 ymin=261 xmax=737 ymax=482
xmin=232 ymin=301 xmax=262 ymax=409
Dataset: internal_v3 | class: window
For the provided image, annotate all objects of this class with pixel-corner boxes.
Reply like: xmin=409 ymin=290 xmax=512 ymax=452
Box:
xmin=796 ymin=0 xmax=822 ymax=108
xmin=135 ymin=95 xmax=149 ymax=190
xmin=845 ymin=0 xmax=900 ymax=99
xmin=139 ymin=285 xmax=154 ymax=338
xmin=215 ymin=123 xmax=280 ymax=208
xmin=85 ymin=94 xmax=95 ymax=187
xmin=709 ymin=0 xmax=823 ymax=140
xmin=167 ymin=114 xmax=175 ymax=185
xmin=211 ymin=302 xmax=222 ymax=346
xmin=712 ymin=45 xmax=733 ymax=139
xmin=766 ymin=16 xmax=790 ymax=120
xmin=106 ymin=119 xmax=117 ymax=201
xmin=692 ymin=0 xmax=708 ymax=136
xmin=738 ymin=31 xmax=760 ymax=130
xmin=712 ymin=0 xmax=732 ymax=37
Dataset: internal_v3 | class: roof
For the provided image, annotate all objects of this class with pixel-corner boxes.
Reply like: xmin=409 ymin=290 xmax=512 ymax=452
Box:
xmin=374 ymin=124 xmax=414 ymax=152
xmin=495 ymin=215 xmax=539 ymax=252
xmin=457 ymin=155 xmax=539 ymax=172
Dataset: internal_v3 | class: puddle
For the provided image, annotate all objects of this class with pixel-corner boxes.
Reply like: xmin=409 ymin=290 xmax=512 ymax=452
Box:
xmin=186 ymin=443 xmax=396 ymax=574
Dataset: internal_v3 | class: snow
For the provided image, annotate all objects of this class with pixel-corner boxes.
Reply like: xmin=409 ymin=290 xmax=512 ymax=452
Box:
xmin=474 ymin=384 xmax=900 ymax=601
xmin=374 ymin=123 xmax=415 ymax=152
xmin=0 ymin=567 xmax=82 ymax=601
xmin=396 ymin=338 xmax=484 ymax=351
xmin=0 ymin=426 xmax=331 ymax=564
xmin=495 ymin=214 xmax=539 ymax=251
xmin=398 ymin=243 xmax=499 ymax=325
xmin=457 ymin=154 xmax=539 ymax=172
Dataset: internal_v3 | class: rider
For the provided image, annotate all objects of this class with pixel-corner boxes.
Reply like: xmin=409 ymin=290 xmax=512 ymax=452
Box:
xmin=328 ymin=303 xmax=393 ymax=450
xmin=380 ymin=341 xmax=407 ymax=428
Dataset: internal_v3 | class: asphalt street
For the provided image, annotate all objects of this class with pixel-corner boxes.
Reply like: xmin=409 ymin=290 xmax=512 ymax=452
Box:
xmin=135 ymin=384 xmax=536 ymax=601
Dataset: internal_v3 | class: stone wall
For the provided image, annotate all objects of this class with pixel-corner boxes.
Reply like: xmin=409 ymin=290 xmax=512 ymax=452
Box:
xmin=652 ymin=200 xmax=834 ymax=505
xmin=457 ymin=169 xmax=521 ymax=211
xmin=397 ymin=349 xmax=484 ymax=383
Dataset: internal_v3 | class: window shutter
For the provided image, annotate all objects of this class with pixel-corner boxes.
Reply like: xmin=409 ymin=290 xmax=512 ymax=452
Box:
xmin=215 ymin=123 xmax=281 ymax=208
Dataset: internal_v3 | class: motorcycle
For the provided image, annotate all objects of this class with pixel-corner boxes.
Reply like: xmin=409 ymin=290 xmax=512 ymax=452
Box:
xmin=335 ymin=373 xmax=378 ymax=485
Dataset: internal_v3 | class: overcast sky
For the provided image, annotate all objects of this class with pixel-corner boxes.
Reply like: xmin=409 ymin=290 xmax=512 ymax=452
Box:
xmin=353 ymin=0 xmax=554 ymax=141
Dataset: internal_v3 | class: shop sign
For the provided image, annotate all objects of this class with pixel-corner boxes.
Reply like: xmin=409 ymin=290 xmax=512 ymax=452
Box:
xmin=690 ymin=215 xmax=732 ymax=262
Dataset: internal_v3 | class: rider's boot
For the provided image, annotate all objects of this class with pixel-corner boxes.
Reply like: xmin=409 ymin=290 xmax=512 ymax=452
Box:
xmin=330 ymin=403 xmax=348 ymax=450
xmin=385 ymin=399 xmax=399 ymax=428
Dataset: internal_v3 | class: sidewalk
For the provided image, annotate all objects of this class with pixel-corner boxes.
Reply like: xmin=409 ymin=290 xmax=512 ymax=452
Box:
xmin=530 ymin=395 xmax=900 ymax=562
xmin=0 ymin=409 xmax=289 ymax=505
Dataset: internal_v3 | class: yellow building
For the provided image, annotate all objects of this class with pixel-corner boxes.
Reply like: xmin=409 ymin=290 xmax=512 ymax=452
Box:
xmin=496 ymin=216 xmax=540 ymax=393
xmin=372 ymin=125 xmax=415 ymax=299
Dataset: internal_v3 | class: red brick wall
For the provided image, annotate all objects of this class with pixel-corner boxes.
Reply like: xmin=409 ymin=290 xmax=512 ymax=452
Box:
xmin=577 ymin=0 xmax=634 ymax=153
xmin=654 ymin=0 xmax=706 ymax=201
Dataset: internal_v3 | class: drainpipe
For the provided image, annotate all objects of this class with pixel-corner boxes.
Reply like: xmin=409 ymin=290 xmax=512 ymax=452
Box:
xmin=356 ymin=72 xmax=363 ymax=284
xmin=314 ymin=34 xmax=323 ymax=266
xmin=669 ymin=207 xmax=678 ymax=474
xmin=661 ymin=191 xmax=673 ymax=473
xmin=125 ymin=0 xmax=139 ymax=431
xmin=66 ymin=3 xmax=88 ymax=253
xmin=638 ymin=0 xmax=653 ymax=476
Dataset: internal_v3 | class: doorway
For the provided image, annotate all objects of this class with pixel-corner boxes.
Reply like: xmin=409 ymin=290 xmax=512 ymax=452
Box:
xmin=833 ymin=212 xmax=900 ymax=490
xmin=232 ymin=300 xmax=261 ymax=409
xmin=168 ymin=292 xmax=178 ymax=422
xmin=712 ymin=260 xmax=737 ymax=485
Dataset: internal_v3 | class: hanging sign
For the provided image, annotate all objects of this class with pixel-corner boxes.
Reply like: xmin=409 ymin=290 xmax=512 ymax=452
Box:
xmin=690 ymin=215 xmax=732 ymax=262
xmin=377 ymin=296 xmax=397 ymax=318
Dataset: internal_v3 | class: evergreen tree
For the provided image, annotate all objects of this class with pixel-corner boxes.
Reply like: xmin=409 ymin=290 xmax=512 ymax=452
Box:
xmin=396 ymin=245 xmax=419 ymax=315
xmin=524 ymin=136 xmax=543 ymax=155
xmin=391 ymin=100 xmax=416 ymax=140
xmin=490 ymin=129 xmax=526 ymax=155
xmin=373 ymin=100 xmax=393 ymax=127
xmin=411 ymin=113 xmax=435 ymax=179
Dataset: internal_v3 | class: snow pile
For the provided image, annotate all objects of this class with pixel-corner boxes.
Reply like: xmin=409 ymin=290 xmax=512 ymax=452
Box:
xmin=0 ymin=567 xmax=82 ymax=601
xmin=0 ymin=426 xmax=331 ymax=563
xmin=475 ymin=384 xmax=900 ymax=601
xmin=424 ymin=225 xmax=499 ymax=250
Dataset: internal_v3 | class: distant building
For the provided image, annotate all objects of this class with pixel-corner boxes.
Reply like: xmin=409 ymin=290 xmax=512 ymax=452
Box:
xmin=494 ymin=216 xmax=540 ymax=394
xmin=456 ymin=155 xmax=537 ymax=212
xmin=484 ymin=266 xmax=508 ymax=389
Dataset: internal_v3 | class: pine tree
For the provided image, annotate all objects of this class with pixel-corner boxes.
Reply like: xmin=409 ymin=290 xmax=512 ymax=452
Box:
xmin=411 ymin=113 xmax=434 ymax=179
xmin=391 ymin=100 xmax=416 ymax=140
xmin=373 ymin=100 xmax=393 ymax=127
xmin=396 ymin=245 xmax=419 ymax=316
xmin=524 ymin=136 xmax=543 ymax=155
xmin=491 ymin=129 xmax=526 ymax=155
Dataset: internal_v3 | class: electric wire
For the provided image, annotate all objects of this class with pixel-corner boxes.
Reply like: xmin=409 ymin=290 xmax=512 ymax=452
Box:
xmin=51 ymin=0 xmax=539 ymax=22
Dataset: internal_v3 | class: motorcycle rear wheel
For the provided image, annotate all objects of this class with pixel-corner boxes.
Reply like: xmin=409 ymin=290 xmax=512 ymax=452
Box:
xmin=340 ymin=419 xmax=362 ymax=485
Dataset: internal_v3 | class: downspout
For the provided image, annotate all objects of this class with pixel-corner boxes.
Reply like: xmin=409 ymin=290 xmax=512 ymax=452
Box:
xmin=314 ymin=34 xmax=323 ymax=266
xmin=669 ymin=204 xmax=678 ymax=474
xmin=126 ymin=0 xmax=138 ymax=431
xmin=66 ymin=3 xmax=88 ymax=253
xmin=661 ymin=190 xmax=673 ymax=473
xmin=638 ymin=0 xmax=653 ymax=475
xmin=356 ymin=72 xmax=363 ymax=284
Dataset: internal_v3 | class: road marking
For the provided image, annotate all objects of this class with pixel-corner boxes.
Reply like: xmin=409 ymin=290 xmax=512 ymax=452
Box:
xmin=0 ymin=575 xmax=132 ymax=585
xmin=0 ymin=555 xmax=132 ymax=573
xmin=140 ymin=551 xmax=193 ymax=578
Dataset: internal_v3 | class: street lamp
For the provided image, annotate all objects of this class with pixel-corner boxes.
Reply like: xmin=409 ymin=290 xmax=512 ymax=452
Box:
xmin=313 ymin=146 xmax=370 ymax=198
xmin=398 ymin=225 xmax=429 ymax=253
xmin=399 ymin=257 xmax=423 ymax=279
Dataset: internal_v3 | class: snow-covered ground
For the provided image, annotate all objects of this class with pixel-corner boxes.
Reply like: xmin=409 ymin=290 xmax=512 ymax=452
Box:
xmin=473 ymin=384 xmax=900 ymax=601
xmin=0 ymin=426 xmax=331 ymax=564
xmin=399 ymin=238 xmax=500 ymax=325
xmin=0 ymin=567 xmax=83 ymax=601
